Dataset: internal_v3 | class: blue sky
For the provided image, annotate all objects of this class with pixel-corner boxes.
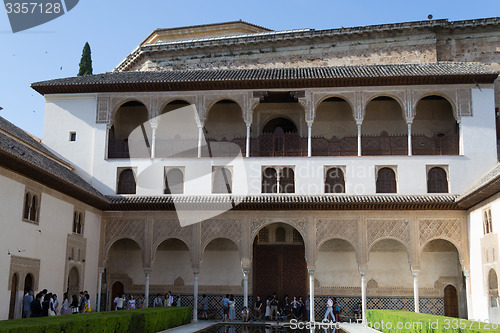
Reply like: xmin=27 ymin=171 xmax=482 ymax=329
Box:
xmin=1 ymin=0 xmax=499 ymax=138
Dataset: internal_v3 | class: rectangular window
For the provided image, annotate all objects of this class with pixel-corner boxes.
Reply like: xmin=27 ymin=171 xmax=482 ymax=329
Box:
xmin=484 ymin=208 xmax=493 ymax=235
xmin=212 ymin=167 xmax=232 ymax=194
xmin=117 ymin=167 xmax=137 ymax=194
xmin=72 ymin=210 xmax=85 ymax=235
xmin=164 ymin=167 xmax=184 ymax=194
xmin=69 ymin=132 xmax=77 ymax=141
xmin=261 ymin=166 xmax=295 ymax=194
xmin=22 ymin=188 xmax=41 ymax=224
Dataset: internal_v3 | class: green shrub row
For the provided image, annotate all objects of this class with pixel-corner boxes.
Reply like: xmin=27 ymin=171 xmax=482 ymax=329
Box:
xmin=0 ymin=307 xmax=191 ymax=333
xmin=367 ymin=309 xmax=500 ymax=333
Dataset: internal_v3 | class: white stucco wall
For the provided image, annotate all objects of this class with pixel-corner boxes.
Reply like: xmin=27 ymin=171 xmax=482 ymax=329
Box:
xmin=0 ymin=168 xmax=102 ymax=320
xmin=42 ymin=95 xmax=97 ymax=183
xmin=41 ymin=87 xmax=497 ymax=197
xmin=468 ymin=193 xmax=500 ymax=322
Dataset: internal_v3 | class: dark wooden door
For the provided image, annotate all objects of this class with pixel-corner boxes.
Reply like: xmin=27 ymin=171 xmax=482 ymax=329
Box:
xmin=9 ymin=274 xmax=18 ymax=319
xmin=111 ymin=282 xmax=124 ymax=310
xmin=444 ymin=285 xmax=459 ymax=317
xmin=253 ymin=244 xmax=306 ymax=301
xmin=24 ymin=274 xmax=33 ymax=293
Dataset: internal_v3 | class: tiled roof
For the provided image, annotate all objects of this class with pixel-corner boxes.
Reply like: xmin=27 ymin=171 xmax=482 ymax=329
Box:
xmin=107 ymin=194 xmax=460 ymax=210
xmin=0 ymin=118 xmax=108 ymax=208
xmin=115 ymin=17 xmax=500 ymax=71
xmin=456 ymin=163 xmax=500 ymax=209
xmin=0 ymin=117 xmax=70 ymax=167
xmin=150 ymin=20 xmax=272 ymax=34
xmin=31 ymin=62 xmax=498 ymax=95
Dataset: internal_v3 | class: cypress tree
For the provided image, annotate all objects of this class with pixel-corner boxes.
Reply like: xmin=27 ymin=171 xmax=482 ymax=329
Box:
xmin=78 ymin=42 xmax=93 ymax=76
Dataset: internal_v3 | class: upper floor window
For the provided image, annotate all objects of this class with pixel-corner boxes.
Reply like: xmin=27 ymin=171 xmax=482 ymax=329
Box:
xmin=261 ymin=166 xmax=295 ymax=193
xmin=117 ymin=168 xmax=136 ymax=194
xmin=376 ymin=167 xmax=397 ymax=193
xmin=258 ymin=227 xmax=269 ymax=243
xmin=23 ymin=190 xmax=40 ymax=223
xmin=165 ymin=168 xmax=184 ymax=194
xmin=72 ymin=210 xmax=84 ymax=235
xmin=213 ymin=167 xmax=232 ymax=194
xmin=275 ymin=227 xmax=286 ymax=242
xmin=262 ymin=167 xmax=278 ymax=193
xmin=427 ymin=166 xmax=449 ymax=193
xmin=484 ymin=209 xmax=493 ymax=235
xmin=325 ymin=167 xmax=345 ymax=193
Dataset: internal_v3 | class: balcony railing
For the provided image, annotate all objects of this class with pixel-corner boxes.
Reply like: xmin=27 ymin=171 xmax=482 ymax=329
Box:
xmin=312 ymin=136 xmax=358 ymax=156
xmin=108 ymin=133 xmax=459 ymax=158
xmin=411 ymin=133 xmax=459 ymax=155
xmin=251 ymin=133 xmax=307 ymax=157
xmin=361 ymin=134 xmax=408 ymax=156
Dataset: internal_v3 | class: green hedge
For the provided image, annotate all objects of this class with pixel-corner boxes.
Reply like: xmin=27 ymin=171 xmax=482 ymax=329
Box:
xmin=0 ymin=307 xmax=191 ymax=333
xmin=367 ymin=309 xmax=500 ymax=333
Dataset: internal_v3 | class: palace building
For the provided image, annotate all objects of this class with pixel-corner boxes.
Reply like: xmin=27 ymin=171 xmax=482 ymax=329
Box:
xmin=2 ymin=17 xmax=500 ymax=322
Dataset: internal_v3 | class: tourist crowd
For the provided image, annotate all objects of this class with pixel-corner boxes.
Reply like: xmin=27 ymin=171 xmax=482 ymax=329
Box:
xmin=112 ymin=291 xmax=182 ymax=310
xmin=22 ymin=289 xmax=92 ymax=318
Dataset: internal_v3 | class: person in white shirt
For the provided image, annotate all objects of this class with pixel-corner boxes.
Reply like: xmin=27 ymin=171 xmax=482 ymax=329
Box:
xmin=153 ymin=294 xmax=163 ymax=307
xmin=323 ymin=297 xmax=335 ymax=322
xmin=114 ymin=294 xmax=125 ymax=310
xmin=166 ymin=291 xmax=174 ymax=306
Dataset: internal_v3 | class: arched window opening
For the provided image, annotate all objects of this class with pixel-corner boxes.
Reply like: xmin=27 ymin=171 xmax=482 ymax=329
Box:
xmin=117 ymin=169 xmax=136 ymax=194
xmin=427 ymin=167 xmax=448 ymax=193
xmin=23 ymin=192 xmax=31 ymax=220
xmin=279 ymin=168 xmax=295 ymax=193
xmin=258 ymin=117 xmax=303 ymax=157
xmin=484 ymin=209 xmax=493 ymax=235
xmin=313 ymin=97 xmax=357 ymax=156
xmin=73 ymin=212 xmax=78 ymax=233
xmin=262 ymin=117 xmax=298 ymax=134
xmin=376 ymin=168 xmax=397 ymax=193
xmin=262 ymin=167 xmax=278 ymax=193
xmin=489 ymin=269 xmax=499 ymax=307
xmin=292 ymin=229 xmax=302 ymax=243
xmin=165 ymin=168 xmax=184 ymax=194
xmin=444 ymin=285 xmax=459 ymax=317
xmin=275 ymin=227 xmax=286 ymax=242
xmin=325 ymin=167 xmax=345 ymax=193
xmin=413 ymin=95 xmax=458 ymax=155
xmin=8 ymin=273 xmax=18 ymax=319
xmin=108 ymin=101 xmax=149 ymax=158
xmin=362 ymin=96 xmax=406 ymax=155
xmin=258 ymin=228 xmax=269 ymax=243
xmin=213 ymin=168 xmax=232 ymax=194
xmin=77 ymin=213 xmax=83 ymax=234
xmin=30 ymin=195 xmax=38 ymax=222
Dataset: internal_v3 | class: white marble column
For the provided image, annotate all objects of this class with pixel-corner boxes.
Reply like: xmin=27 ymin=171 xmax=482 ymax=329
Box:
xmin=150 ymin=124 xmax=157 ymax=159
xmin=197 ymin=123 xmax=204 ymax=158
xmin=308 ymin=269 xmax=315 ymax=322
xmin=307 ymin=121 xmax=313 ymax=157
xmin=193 ymin=269 xmax=199 ymax=322
xmin=412 ymin=270 xmax=419 ymax=312
xmin=243 ymin=268 xmax=249 ymax=308
xmin=360 ymin=270 xmax=367 ymax=325
xmin=458 ymin=119 xmax=464 ymax=155
xmin=407 ymin=120 xmax=413 ymax=156
xmin=245 ymin=123 xmax=251 ymax=158
xmin=144 ymin=269 xmax=151 ymax=308
xmin=105 ymin=124 xmax=111 ymax=159
xmin=356 ymin=121 xmax=362 ymax=157
xmin=97 ymin=267 xmax=104 ymax=312
xmin=464 ymin=270 xmax=472 ymax=319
